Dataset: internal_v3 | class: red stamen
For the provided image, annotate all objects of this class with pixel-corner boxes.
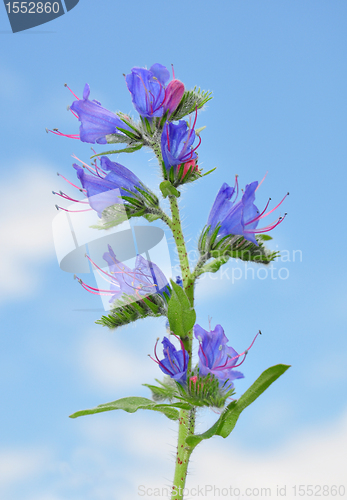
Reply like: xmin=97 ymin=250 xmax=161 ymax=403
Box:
xmin=47 ymin=128 xmax=79 ymax=139
xmin=245 ymin=197 xmax=271 ymax=226
xmin=257 ymin=193 xmax=289 ymax=221
xmin=171 ymin=63 xmax=175 ymax=80
xmin=55 ymin=205 xmax=92 ymax=213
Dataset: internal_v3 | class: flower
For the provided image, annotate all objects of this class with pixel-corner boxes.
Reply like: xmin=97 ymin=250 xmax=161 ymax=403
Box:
xmin=126 ymin=63 xmax=184 ymax=118
xmin=207 ymin=176 xmax=288 ymax=245
xmin=161 ymin=120 xmax=200 ymax=174
xmin=70 ymin=83 xmax=130 ymax=144
xmin=76 ymin=245 xmax=171 ymax=304
xmin=72 ymin=155 xmax=147 ymax=216
xmin=151 ymin=336 xmax=189 ymax=385
xmin=194 ymin=324 xmax=259 ymax=391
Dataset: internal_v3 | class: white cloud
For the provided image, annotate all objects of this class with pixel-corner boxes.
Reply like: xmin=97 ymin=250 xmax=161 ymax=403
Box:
xmin=78 ymin=331 xmax=161 ymax=392
xmin=0 ymin=448 xmax=50 ymax=490
xmin=0 ymin=167 xmax=57 ymax=300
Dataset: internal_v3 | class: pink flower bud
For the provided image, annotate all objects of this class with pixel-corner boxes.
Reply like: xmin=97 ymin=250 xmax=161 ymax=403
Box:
xmin=182 ymin=159 xmax=199 ymax=178
xmin=162 ymin=79 xmax=185 ymax=114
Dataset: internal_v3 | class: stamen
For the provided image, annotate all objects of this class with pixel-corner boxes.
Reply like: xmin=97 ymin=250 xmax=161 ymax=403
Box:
xmin=257 ymin=193 xmax=289 ymax=221
xmin=52 ymin=191 xmax=89 ymax=204
xmin=55 ymin=205 xmax=92 ymax=213
xmin=214 ymin=331 xmax=261 ymax=371
xmin=172 ymin=334 xmax=187 ymax=367
xmin=64 ymin=83 xmax=80 ymax=100
xmin=245 ymin=197 xmax=271 ymax=226
xmin=56 ymin=172 xmax=86 ymax=193
xmin=255 ymin=171 xmax=268 ymax=191
xmin=47 ymin=128 xmax=80 ymax=140
xmin=171 ymin=63 xmax=175 ymax=80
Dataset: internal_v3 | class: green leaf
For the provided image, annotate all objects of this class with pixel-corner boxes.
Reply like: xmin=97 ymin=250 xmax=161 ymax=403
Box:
xmin=186 ymin=364 xmax=290 ymax=448
xmin=201 ymin=167 xmax=217 ymax=177
xmin=159 ymin=181 xmax=181 ymax=199
xmin=167 ymin=279 xmax=196 ymax=337
xmin=143 ymin=378 xmax=178 ymax=402
xmin=69 ymin=396 xmax=182 ymax=421
xmin=90 ymin=143 xmax=143 ymax=158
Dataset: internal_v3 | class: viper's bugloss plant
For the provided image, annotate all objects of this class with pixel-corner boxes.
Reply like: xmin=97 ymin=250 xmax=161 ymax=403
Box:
xmin=51 ymin=62 xmax=290 ymax=500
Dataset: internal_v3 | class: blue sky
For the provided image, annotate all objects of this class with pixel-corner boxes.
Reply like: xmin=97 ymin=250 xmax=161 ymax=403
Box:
xmin=1 ymin=1 xmax=347 ymax=499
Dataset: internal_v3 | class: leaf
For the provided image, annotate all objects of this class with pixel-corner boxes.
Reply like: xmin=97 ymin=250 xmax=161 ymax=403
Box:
xmin=90 ymin=143 xmax=143 ymax=158
xmin=69 ymin=396 xmax=182 ymax=421
xmin=202 ymin=255 xmax=230 ymax=274
xmin=159 ymin=181 xmax=180 ymax=199
xmin=186 ymin=364 xmax=290 ymax=448
xmin=167 ymin=279 xmax=196 ymax=337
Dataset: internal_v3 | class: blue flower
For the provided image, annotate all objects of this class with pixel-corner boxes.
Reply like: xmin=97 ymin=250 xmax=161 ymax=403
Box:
xmin=152 ymin=336 xmax=189 ymax=385
xmin=73 ymin=155 xmax=145 ymax=216
xmin=76 ymin=245 xmax=171 ymax=304
xmin=70 ymin=84 xmax=130 ymax=144
xmin=161 ymin=120 xmax=200 ymax=173
xmin=194 ymin=324 xmax=246 ymax=391
xmin=207 ymin=177 xmax=288 ymax=245
xmin=126 ymin=64 xmax=170 ymax=118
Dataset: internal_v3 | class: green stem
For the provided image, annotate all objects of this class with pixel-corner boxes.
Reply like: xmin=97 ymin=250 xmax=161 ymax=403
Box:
xmin=171 ymin=408 xmax=196 ymax=500
xmin=152 ymin=143 xmax=197 ymax=499
xmin=168 ymin=195 xmax=196 ymax=500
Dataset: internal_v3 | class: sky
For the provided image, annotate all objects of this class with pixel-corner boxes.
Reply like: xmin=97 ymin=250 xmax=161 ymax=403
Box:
xmin=1 ymin=1 xmax=347 ymax=499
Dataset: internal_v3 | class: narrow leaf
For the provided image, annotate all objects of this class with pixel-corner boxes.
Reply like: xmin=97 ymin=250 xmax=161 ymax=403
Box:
xmin=69 ymin=396 xmax=181 ymax=421
xmin=160 ymin=181 xmax=180 ymax=199
xmin=186 ymin=364 xmax=290 ymax=447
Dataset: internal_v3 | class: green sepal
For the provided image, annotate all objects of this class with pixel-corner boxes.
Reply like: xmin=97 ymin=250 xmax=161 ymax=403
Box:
xmin=117 ymin=127 xmax=141 ymax=141
xmin=69 ymin=396 xmax=187 ymax=421
xmin=167 ymin=279 xmax=196 ymax=337
xmin=96 ymin=293 xmax=169 ymax=329
xmin=201 ymin=167 xmax=217 ymax=177
xmin=186 ymin=364 xmax=290 ymax=448
xmin=90 ymin=143 xmax=143 ymax=158
xmin=202 ymin=255 xmax=230 ymax=274
xmin=143 ymin=213 xmax=160 ymax=222
xmin=170 ymin=87 xmax=213 ymax=121
xmin=160 ymin=181 xmax=181 ymax=199
xmin=143 ymin=377 xmax=183 ymax=402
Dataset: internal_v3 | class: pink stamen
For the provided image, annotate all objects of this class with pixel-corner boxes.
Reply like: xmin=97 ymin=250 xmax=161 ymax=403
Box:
xmin=85 ymin=254 xmax=117 ymax=281
xmin=171 ymin=63 xmax=175 ymax=80
xmin=48 ymin=129 xmax=80 ymax=139
xmin=53 ymin=191 xmax=89 ymax=204
xmin=151 ymin=338 xmax=175 ymax=376
xmin=245 ymin=214 xmax=286 ymax=234
xmin=69 ymin=108 xmax=79 ymax=119
xmin=56 ymin=172 xmax=86 ymax=193
xmin=55 ymin=205 xmax=92 ymax=213
xmin=255 ymin=171 xmax=268 ymax=191
xmin=64 ymin=83 xmax=79 ymax=100
xmin=257 ymin=193 xmax=289 ymax=221
xmin=245 ymin=197 xmax=271 ymax=226
xmin=172 ymin=334 xmax=187 ymax=367
xmin=166 ymin=125 xmax=171 ymax=151
xmin=214 ymin=331 xmax=261 ymax=371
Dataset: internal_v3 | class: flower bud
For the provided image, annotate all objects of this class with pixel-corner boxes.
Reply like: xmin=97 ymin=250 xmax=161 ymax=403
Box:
xmin=162 ymin=79 xmax=185 ymax=115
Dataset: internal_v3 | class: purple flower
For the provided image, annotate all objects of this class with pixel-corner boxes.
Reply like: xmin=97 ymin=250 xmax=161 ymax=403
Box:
xmin=194 ymin=324 xmax=250 ymax=391
xmin=76 ymin=245 xmax=171 ymax=303
xmin=152 ymin=336 xmax=189 ymax=385
xmin=70 ymin=84 xmax=130 ymax=144
xmin=72 ymin=155 xmax=145 ymax=216
xmin=126 ymin=63 xmax=184 ymax=118
xmin=161 ymin=120 xmax=200 ymax=173
xmin=207 ymin=176 xmax=288 ymax=245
